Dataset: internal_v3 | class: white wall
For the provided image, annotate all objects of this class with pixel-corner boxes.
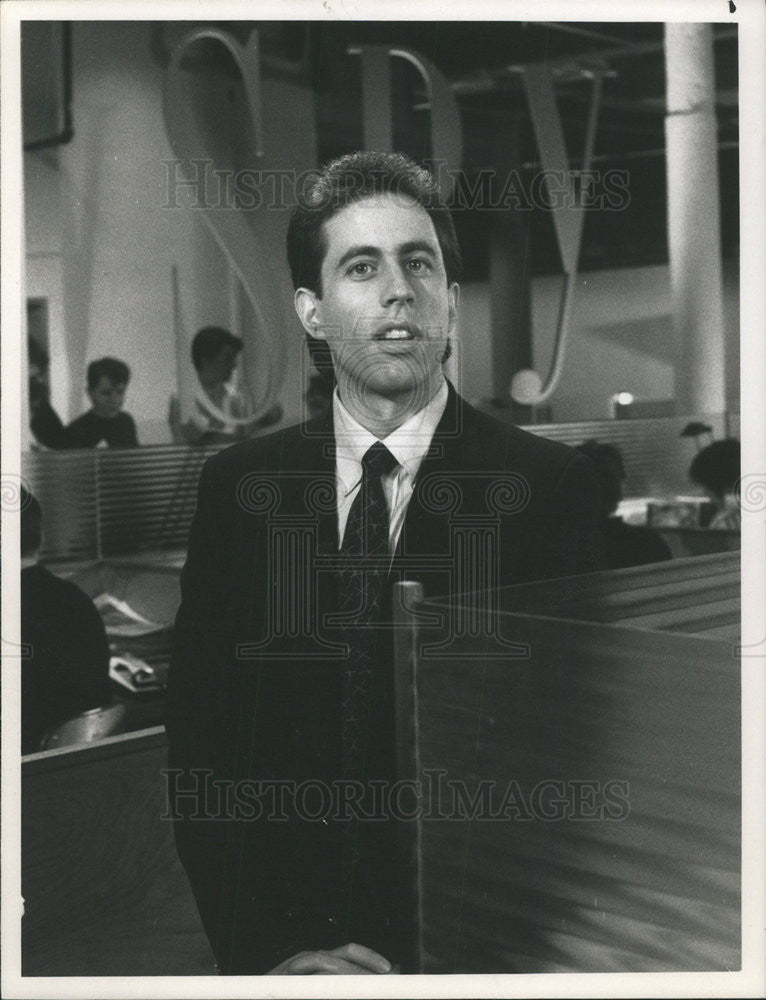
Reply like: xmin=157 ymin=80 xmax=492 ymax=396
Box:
xmin=532 ymin=264 xmax=675 ymax=421
xmin=456 ymin=259 xmax=739 ymax=422
xmin=25 ymin=23 xmax=186 ymax=439
xmin=24 ymin=22 xmax=314 ymax=445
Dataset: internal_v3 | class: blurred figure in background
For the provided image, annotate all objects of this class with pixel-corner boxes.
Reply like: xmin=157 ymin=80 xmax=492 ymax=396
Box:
xmin=20 ymin=488 xmax=113 ymax=753
xmin=66 ymin=357 xmax=139 ymax=448
xmin=577 ymin=439 xmax=672 ymax=570
xmin=689 ymin=438 xmax=741 ymax=530
xmin=28 ymin=336 xmax=68 ymax=450
xmin=169 ymin=326 xmax=282 ymax=445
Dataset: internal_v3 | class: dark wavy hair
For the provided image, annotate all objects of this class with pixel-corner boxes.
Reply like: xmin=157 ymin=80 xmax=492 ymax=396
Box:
xmin=87 ymin=357 xmax=130 ymax=390
xmin=191 ymin=327 xmax=242 ymax=372
xmin=689 ymin=438 xmax=740 ymax=500
xmin=287 ymin=151 xmax=462 ymax=382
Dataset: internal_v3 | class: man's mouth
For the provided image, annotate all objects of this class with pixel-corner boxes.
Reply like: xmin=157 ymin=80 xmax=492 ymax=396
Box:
xmin=374 ymin=323 xmax=419 ymax=341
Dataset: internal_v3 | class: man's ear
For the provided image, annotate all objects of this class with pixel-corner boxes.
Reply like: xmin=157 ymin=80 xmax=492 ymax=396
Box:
xmin=294 ymin=287 xmax=324 ymax=339
xmin=447 ymin=282 xmax=460 ymax=335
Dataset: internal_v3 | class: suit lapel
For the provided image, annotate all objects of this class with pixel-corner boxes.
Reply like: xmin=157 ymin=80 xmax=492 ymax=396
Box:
xmin=394 ymin=382 xmax=472 ymax=562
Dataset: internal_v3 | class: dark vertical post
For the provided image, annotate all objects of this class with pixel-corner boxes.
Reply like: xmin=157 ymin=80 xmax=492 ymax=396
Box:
xmin=392 ymin=579 xmax=425 ymax=973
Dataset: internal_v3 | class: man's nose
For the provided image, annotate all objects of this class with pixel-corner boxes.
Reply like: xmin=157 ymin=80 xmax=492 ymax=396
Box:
xmin=381 ymin=264 xmax=415 ymax=307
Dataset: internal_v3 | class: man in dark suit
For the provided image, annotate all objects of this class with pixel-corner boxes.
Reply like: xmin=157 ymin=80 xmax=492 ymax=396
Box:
xmin=166 ymin=152 xmax=605 ymax=976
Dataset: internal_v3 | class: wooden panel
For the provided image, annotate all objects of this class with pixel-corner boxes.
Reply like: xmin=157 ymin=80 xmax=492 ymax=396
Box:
xmin=657 ymin=527 xmax=740 ymax=559
xmin=434 ymin=553 xmax=740 ymax=641
xmin=400 ymin=614 xmax=740 ymax=973
xmin=22 ymin=727 xmax=215 ymax=975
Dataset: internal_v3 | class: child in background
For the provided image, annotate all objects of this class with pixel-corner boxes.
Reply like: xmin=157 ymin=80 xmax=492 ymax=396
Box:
xmin=66 ymin=357 xmax=138 ymax=448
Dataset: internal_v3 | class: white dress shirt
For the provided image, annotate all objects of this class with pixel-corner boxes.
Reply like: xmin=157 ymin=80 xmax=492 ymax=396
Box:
xmin=333 ymin=380 xmax=449 ymax=552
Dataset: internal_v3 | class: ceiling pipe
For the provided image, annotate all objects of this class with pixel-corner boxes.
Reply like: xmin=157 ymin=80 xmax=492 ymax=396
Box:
xmin=449 ymin=26 xmax=738 ymax=98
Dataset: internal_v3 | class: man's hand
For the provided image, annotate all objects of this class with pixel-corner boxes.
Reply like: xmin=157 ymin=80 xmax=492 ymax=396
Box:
xmin=266 ymin=942 xmax=393 ymax=975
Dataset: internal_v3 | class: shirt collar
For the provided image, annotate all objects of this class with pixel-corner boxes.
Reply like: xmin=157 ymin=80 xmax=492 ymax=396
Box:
xmin=333 ymin=379 xmax=449 ymax=496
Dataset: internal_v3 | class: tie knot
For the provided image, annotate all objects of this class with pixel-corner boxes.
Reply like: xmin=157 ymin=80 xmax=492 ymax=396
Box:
xmin=362 ymin=441 xmax=398 ymax=478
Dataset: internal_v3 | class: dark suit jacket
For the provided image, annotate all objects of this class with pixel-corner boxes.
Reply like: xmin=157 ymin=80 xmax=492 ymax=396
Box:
xmin=166 ymin=384 xmax=605 ymax=973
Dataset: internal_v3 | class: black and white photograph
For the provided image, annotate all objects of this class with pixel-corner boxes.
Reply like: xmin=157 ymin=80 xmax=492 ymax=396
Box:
xmin=1 ymin=0 xmax=764 ymax=996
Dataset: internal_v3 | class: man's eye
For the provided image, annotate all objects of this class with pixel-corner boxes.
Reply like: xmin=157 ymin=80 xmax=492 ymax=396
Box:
xmin=407 ymin=258 xmax=431 ymax=272
xmin=348 ymin=262 xmax=373 ymax=276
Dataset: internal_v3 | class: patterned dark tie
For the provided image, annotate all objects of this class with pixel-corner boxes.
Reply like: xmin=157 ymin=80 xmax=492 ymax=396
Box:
xmin=336 ymin=442 xmax=409 ymax=952
xmin=338 ymin=441 xmax=398 ymax=781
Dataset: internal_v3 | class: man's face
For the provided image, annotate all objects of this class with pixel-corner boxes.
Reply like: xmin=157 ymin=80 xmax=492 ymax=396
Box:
xmin=88 ymin=377 xmax=126 ymax=419
xmin=297 ymin=193 xmax=459 ymax=411
xmin=204 ymin=345 xmax=239 ymax=385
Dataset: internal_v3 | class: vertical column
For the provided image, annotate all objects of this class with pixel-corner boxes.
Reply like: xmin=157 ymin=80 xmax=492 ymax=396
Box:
xmin=489 ymin=110 xmax=532 ymax=405
xmin=664 ymin=23 xmax=726 ymax=414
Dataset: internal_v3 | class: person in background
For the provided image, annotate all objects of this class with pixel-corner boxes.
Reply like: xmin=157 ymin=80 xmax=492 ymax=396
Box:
xmin=65 ymin=357 xmax=139 ymax=449
xmin=576 ymin=439 xmax=672 ymax=569
xmin=168 ymin=326 xmax=282 ymax=445
xmin=689 ymin=438 xmax=741 ymax=530
xmin=20 ymin=488 xmax=113 ymax=753
xmin=28 ymin=336 xmax=68 ymax=450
